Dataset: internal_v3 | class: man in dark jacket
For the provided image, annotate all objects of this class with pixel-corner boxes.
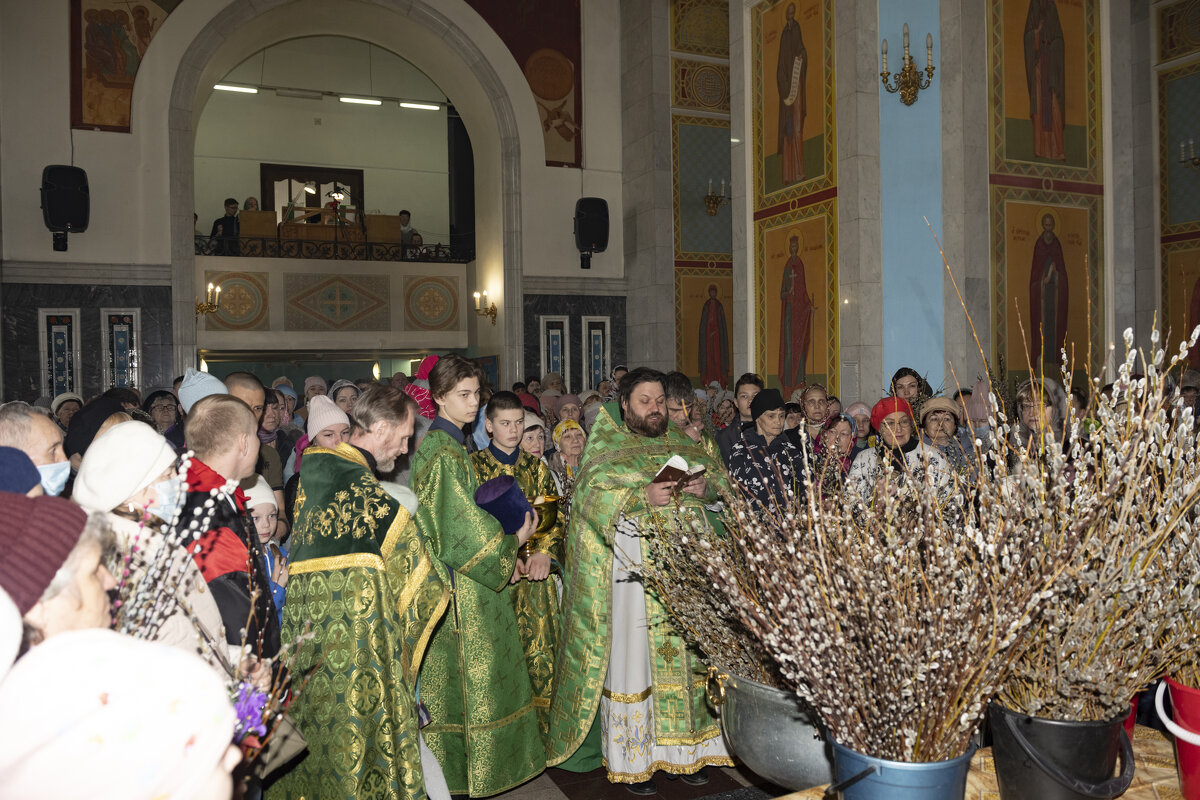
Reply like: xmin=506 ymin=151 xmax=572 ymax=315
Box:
xmin=181 ymin=393 xmax=280 ymax=660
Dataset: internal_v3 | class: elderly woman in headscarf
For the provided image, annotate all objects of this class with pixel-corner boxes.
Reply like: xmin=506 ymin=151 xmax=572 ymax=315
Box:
xmin=918 ymin=396 xmax=976 ymax=480
xmin=547 ymin=419 xmax=586 ymax=526
xmin=847 ymin=397 xmax=950 ymax=501
xmin=809 ymin=412 xmax=858 ymax=496
xmin=327 ymin=378 xmax=360 ymax=415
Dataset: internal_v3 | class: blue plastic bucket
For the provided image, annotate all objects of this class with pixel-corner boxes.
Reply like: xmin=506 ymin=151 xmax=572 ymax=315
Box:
xmin=829 ymin=738 xmax=976 ymax=800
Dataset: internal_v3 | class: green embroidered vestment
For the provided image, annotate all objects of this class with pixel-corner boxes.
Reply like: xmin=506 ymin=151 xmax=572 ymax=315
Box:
xmin=544 ymin=404 xmax=732 ymax=767
xmin=470 ymin=448 xmax=564 ymax=732
xmin=412 ymin=429 xmax=546 ymax=797
xmin=275 ymin=443 xmax=449 ymax=800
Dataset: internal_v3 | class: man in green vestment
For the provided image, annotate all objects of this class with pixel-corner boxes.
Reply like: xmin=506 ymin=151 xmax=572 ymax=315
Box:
xmin=546 ymin=367 xmax=734 ymax=795
xmin=412 ymin=354 xmax=545 ymax=797
xmin=275 ymin=386 xmax=449 ymax=800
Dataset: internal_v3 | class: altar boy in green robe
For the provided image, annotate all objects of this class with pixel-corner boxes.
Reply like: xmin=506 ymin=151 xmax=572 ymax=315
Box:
xmin=412 ymin=355 xmax=545 ymax=797
xmin=471 ymin=392 xmax=564 ymax=733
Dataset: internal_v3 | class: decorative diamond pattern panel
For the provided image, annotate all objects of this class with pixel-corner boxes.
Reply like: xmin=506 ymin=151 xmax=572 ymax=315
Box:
xmin=286 ymin=274 xmax=390 ymax=331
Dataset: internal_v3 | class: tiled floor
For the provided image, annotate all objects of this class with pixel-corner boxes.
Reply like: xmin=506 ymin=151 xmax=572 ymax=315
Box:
xmin=489 ymin=764 xmax=784 ymax=800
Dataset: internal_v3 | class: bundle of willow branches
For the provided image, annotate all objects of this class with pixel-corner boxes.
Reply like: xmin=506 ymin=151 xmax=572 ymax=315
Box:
xmin=995 ymin=330 xmax=1200 ymax=721
xmin=641 ymin=507 xmax=781 ymax=687
xmin=700 ymin=453 xmax=1091 ymax=762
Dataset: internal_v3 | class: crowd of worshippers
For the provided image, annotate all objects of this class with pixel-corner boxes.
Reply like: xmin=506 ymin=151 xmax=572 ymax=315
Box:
xmin=0 ymin=357 xmax=1171 ymax=800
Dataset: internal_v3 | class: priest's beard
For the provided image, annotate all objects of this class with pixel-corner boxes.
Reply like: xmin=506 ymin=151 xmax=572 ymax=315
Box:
xmin=625 ymin=405 xmax=668 ymax=438
xmin=376 ymin=457 xmax=396 ymax=473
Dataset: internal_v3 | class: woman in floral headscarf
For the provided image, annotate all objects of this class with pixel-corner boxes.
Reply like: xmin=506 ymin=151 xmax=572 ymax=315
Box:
xmin=546 ymin=419 xmax=586 ymax=527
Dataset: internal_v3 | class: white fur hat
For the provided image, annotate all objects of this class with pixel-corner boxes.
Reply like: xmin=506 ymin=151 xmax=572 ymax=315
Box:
xmin=72 ymin=421 xmax=177 ymax=513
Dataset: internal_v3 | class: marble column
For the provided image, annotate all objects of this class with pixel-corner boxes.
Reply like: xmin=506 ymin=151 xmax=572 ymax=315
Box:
xmin=940 ymin=0 xmax=992 ymax=391
xmin=620 ymin=0 xmax=676 ymax=372
xmin=835 ymin=0 xmax=885 ymax=403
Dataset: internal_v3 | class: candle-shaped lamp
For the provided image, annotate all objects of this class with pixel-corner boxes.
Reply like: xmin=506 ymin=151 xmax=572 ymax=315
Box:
xmin=207 ymin=282 xmax=214 ymax=303
xmin=707 ymin=178 xmax=712 ymax=194
xmin=474 ymin=291 xmax=481 ymax=311
xmin=1183 ymin=141 xmax=1188 ymax=163
xmin=926 ymin=32 xmax=933 ymax=66
xmin=720 ymin=179 xmax=725 ymax=197
xmin=882 ymin=38 xmax=888 ymax=73
xmin=903 ymin=22 xmax=910 ymax=55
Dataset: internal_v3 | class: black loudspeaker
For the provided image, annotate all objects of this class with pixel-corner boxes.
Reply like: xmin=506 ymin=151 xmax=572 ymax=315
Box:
xmin=574 ymin=197 xmax=608 ymax=253
xmin=41 ymin=165 xmax=90 ymax=233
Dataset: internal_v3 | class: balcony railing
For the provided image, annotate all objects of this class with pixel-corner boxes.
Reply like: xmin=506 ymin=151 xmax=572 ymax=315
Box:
xmin=195 ymin=235 xmax=473 ymax=263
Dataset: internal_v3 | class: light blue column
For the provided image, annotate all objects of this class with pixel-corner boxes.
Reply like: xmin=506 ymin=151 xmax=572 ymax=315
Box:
xmin=879 ymin=0 xmax=944 ymax=394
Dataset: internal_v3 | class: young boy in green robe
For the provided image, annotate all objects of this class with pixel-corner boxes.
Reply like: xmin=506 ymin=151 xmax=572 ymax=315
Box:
xmin=471 ymin=392 xmax=564 ymax=733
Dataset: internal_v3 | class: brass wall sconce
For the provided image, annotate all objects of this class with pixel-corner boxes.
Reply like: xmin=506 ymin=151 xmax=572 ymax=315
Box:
xmin=881 ymin=24 xmax=935 ymax=106
xmin=704 ymin=179 xmax=730 ymax=216
xmin=473 ymin=290 xmax=497 ymax=325
xmin=1180 ymin=139 xmax=1200 ymax=170
xmin=195 ymin=282 xmax=222 ymax=317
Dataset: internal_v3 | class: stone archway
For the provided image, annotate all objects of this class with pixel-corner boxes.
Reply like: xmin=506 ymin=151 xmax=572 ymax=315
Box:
xmin=166 ymin=0 xmax=527 ymax=378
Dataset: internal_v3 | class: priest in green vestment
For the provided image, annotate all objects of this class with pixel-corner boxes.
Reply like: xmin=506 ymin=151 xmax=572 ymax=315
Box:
xmin=411 ymin=355 xmax=546 ymax=797
xmin=275 ymin=386 xmax=449 ymax=800
xmin=546 ymin=368 xmax=733 ymax=793
xmin=470 ymin=392 xmax=564 ymax=733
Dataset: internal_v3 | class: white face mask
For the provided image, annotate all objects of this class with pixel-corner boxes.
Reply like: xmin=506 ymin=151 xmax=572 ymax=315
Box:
xmin=37 ymin=460 xmax=71 ymax=496
xmin=148 ymin=478 xmax=184 ymax=524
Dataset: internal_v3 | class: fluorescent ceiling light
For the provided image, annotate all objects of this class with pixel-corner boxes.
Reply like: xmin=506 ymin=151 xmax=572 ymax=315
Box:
xmin=400 ymin=101 xmax=441 ymax=111
xmin=730 ymin=138 xmax=741 ymax=143
xmin=275 ymin=88 xmax=322 ymax=100
xmin=340 ymin=96 xmax=381 ymax=105
xmin=214 ymin=84 xmax=258 ymax=94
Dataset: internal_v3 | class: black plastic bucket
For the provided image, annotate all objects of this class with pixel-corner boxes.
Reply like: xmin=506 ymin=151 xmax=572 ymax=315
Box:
xmin=989 ymin=701 xmax=1135 ymax=800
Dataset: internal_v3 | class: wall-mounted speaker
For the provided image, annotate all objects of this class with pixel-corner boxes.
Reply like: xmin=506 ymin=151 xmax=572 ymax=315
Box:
xmin=41 ymin=165 xmax=90 ymax=234
xmin=573 ymin=197 xmax=608 ymax=254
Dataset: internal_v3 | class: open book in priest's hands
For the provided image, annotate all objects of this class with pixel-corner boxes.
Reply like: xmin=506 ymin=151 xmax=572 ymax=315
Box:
xmin=651 ymin=454 xmax=707 ymax=492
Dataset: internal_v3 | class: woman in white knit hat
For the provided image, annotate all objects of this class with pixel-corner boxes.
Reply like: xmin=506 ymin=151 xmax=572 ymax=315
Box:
xmin=72 ymin=421 xmax=228 ymax=666
xmin=282 ymin=395 xmax=350 ymax=484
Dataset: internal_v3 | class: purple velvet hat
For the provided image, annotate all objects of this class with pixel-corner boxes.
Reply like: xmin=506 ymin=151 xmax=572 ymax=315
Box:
xmin=473 ymin=475 xmax=532 ymax=535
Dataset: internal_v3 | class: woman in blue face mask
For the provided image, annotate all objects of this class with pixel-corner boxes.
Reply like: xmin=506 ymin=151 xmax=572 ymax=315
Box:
xmin=71 ymin=421 xmax=229 ymax=667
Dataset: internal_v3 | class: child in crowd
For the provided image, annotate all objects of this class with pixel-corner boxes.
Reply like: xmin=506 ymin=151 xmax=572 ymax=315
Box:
xmin=470 ymin=392 xmax=563 ymax=733
xmin=246 ymin=475 xmax=287 ymax=628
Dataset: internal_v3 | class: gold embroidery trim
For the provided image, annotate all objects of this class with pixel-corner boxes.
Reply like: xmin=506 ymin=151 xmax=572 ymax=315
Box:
xmin=601 ymin=686 xmax=653 ymax=704
xmin=460 ymin=530 xmax=506 ymax=576
xmin=411 ymin=574 xmax=449 ymax=681
xmin=423 ymin=701 xmax=538 ymax=734
xmin=657 ymin=725 xmax=723 ymax=746
xmin=289 ymin=552 xmax=383 ymax=575
xmin=600 ymin=754 xmax=734 ymax=785
xmin=379 ymin=505 xmax=412 ymax=560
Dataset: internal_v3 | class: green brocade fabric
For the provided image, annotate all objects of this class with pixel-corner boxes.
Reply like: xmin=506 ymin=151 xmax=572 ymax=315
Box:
xmin=273 ymin=443 xmax=449 ymax=800
xmin=471 ymin=448 xmax=564 ymax=732
xmin=412 ymin=429 xmax=546 ymax=797
xmin=545 ymin=403 xmax=731 ymax=766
